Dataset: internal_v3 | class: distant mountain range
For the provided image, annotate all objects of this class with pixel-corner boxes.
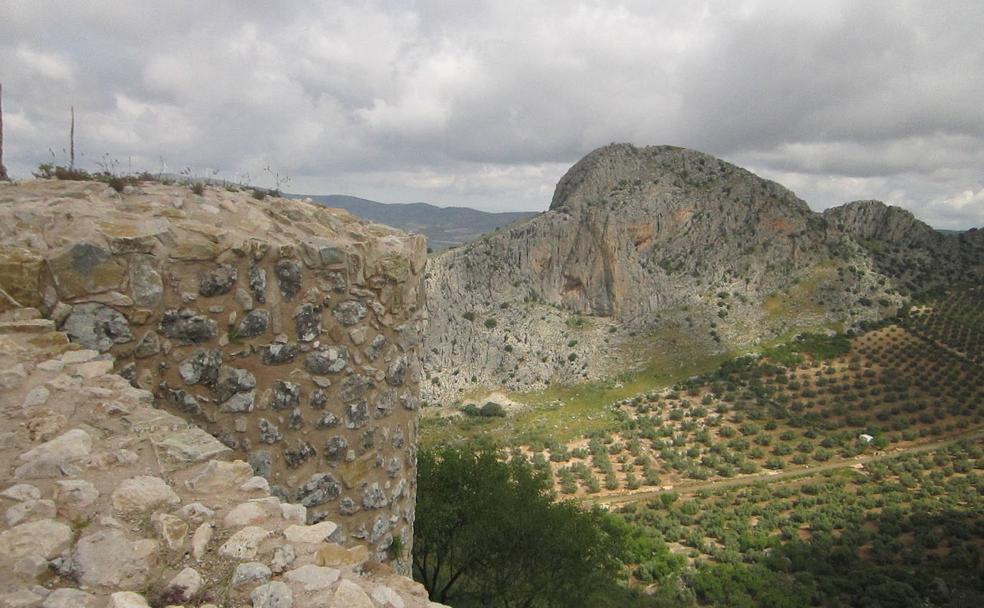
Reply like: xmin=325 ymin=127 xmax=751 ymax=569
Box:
xmin=295 ymin=195 xmax=538 ymax=251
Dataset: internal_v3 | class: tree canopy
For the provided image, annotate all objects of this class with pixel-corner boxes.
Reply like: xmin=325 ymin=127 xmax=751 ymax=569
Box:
xmin=413 ymin=445 xmax=643 ymax=608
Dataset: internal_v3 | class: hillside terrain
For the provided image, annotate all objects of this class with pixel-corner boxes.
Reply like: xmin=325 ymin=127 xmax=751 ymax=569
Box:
xmin=300 ymin=195 xmax=537 ymax=251
xmin=422 ymin=144 xmax=984 ymax=403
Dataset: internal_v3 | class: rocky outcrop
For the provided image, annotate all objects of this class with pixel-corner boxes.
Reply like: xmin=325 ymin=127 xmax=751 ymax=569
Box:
xmin=423 ymin=144 xmax=983 ymax=400
xmin=0 ymin=179 xmax=427 ymax=572
xmin=0 ymin=318 xmax=445 ymax=607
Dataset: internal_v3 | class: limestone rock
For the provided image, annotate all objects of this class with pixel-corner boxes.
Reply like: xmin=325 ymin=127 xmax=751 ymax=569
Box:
xmin=158 ymin=309 xmax=217 ymax=344
xmin=63 ymin=303 xmax=132 ymax=351
xmin=283 ymin=520 xmax=338 ymax=544
xmin=332 ymin=580 xmax=373 ymax=608
xmin=250 ymin=581 xmax=292 ymax=608
xmin=234 ymin=309 xmax=270 ymax=338
xmin=106 ymin=592 xmax=150 ymax=608
xmin=128 ymin=255 xmax=163 ymax=308
xmin=46 ymin=242 xmax=125 ymax=299
xmin=332 ymin=300 xmax=367 ymax=326
xmin=218 ymin=525 xmax=270 ymax=559
xmin=231 ymin=561 xmax=272 ymax=588
xmin=41 ymin=588 xmax=98 ymax=608
xmin=72 ymin=528 xmax=152 ymax=590
xmin=0 ymin=518 xmax=72 ymax=561
xmin=111 ymin=476 xmax=180 ymax=514
xmin=167 ymin=567 xmax=203 ymax=599
xmin=284 ymin=564 xmax=340 ymax=592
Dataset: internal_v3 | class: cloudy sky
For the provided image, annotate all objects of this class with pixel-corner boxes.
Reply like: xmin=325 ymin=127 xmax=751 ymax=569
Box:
xmin=2 ymin=1 xmax=982 ymax=228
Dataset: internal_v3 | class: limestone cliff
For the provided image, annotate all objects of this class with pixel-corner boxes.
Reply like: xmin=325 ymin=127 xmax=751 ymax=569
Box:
xmin=423 ymin=144 xmax=983 ymax=401
xmin=0 ymin=179 xmax=428 ymax=574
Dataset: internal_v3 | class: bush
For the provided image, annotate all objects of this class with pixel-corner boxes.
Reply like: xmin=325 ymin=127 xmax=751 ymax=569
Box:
xmin=480 ymin=402 xmax=506 ymax=417
xmin=484 ymin=318 xmax=497 ymax=329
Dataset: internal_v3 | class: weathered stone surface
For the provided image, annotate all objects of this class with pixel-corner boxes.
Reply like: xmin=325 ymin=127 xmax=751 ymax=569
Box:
xmin=284 ymin=564 xmax=340 ymax=592
xmin=63 ymin=303 xmax=132 ymax=351
xmin=154 ymin=428 xmax=231 ymax=463
xmin=234 ymin=309 xmax=270 ymax=338
xmin=258 ymin=419 xmax=283 ymax=444
xmin=332 ymin=300 xmax=367 ymax=326
xmin=218 ymin=525 xmax=270 ymax=559
xmin=133 ymin=330 xmax=160 ymax=358
xmin=261 ymin=342 xmax=299 ymax=365
xmin=19 ymin=428 xmax=91 ymax=464
xmin=304 ymin=346 xmax=348 ymax=374
xmin=199 ymin=264 xmax=238 ymax=297
xmin=160 ymin=386 xmax=202 ymax=415
xmin=323 ymin=435 xmax=348 ymax=462
xmin=158 ymin=309 xmax=217 ymax=343
xmin=178 ymin=348 xmax=222 ymax=385
xmin=248 ymin=451 xmax=273 ymax=478
xmin=72 ymin=528 xmax=152 ymax=589
xmin=128 ymin=255 xmax=163 ymax=308
xmin=0 ymin=518 xmax=72 ymax=561
xmin=270 ymin=380 xmax=301 ymax=410
xmin=340 ymin=374 xmax=370 ymax=402
xmin=365 ymin=334 xmax=387 ymax=361
xmin=333 ymin=580 xmax=373 ymax=608
xmin=284 ymin=521 xmax=337 ymax=545
xmin=275 ymin=260 xmax=302 ymax=300
xmin=185 ymin=459 xmax=254 ymax=493
xmin=292 ymin=303 xmax=321 ymax=342
xmin=231 ymin=561 xmax=272 ymax=588
xmin=1 ymin=484 xmax=41 ymax=502
xmin=111 ymin=476 xmax=180 ymax=514
xmin=250 ymin=581 xmax=292 ymax=608
xmin=167 ymin=567 xmax=203 ymax=599
xmin=295 ymin=473 xmax=341 ymax=507
xmin=5 ymin=499 xmax=56 ymax=526
xmin=362 ymin=483 xmax=388 ymax=509
xmin=345 ymin=401 xmax=370 ymax=429
xmin=0 ymin=247 xmax=44 ymax=308
xmin=106 ymin=591 xmax=150 ymax=608
xmin=386 ymin=356 xmax=408 ymax=386
xmin=47 ymin=242 xmax=125 ymax=299
xmin=215 ymin=365 xmax=256 ymax=402
xmin=41 ymin=588 xmax=98 ymax=608
xmin=249 ymin=265 xmax=267 ymax=304
xmin=284 ymin=440 xmax=315 ymax=468
xmin=0 ymin=179 xmax=426 ymax=579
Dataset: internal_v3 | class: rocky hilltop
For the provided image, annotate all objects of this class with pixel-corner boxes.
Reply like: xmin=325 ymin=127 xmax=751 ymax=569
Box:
xmin=423 ymin=144 xmax=983 ymax=401
xmin=0 ymin=178 xmax=429 ymax=585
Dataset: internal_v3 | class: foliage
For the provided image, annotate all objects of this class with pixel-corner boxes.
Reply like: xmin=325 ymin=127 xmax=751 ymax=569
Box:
xmin=414 ymin=445 xmax=634 ymax=607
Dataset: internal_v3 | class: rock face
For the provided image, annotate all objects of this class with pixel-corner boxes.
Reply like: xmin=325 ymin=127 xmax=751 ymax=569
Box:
xmin=423 ymin=144 xmax=984 ymax=400
xmin=0 ymin=321 xmax=446 ymax=608
xmin=0 ymin=179 xmax=428 ymax=571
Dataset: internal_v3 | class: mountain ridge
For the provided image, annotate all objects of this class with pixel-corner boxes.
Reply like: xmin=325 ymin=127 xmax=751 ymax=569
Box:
xmin=298 ymin=194 xmax=538 ymax=251
xmin=421 ymin=143 xmax=984 ymax=401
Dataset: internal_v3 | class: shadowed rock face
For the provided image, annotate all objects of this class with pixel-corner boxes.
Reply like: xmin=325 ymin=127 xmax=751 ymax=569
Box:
xmin=422 ymin=144 xmax=984 ymax=400
xmin=0 ymin=179 xmax=427 ymax=571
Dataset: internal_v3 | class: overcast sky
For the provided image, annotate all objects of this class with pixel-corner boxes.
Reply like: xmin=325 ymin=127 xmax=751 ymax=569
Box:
xmin=2 ymin=1 xmax=982 ymax=228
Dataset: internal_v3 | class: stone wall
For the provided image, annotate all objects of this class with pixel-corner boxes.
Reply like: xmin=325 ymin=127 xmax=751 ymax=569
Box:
xmin=0 ymin=180 xmax=428 ymax=570
xmin=0 ymin=315 xmax=445 ymax=607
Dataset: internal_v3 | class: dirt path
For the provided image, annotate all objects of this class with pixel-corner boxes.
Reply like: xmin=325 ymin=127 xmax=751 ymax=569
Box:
xmin=581 ymin=427 xmax=984 ymax=507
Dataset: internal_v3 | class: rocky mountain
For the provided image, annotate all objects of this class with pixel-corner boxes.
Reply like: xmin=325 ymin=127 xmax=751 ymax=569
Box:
xmin=301 ymin=194 xmax=537 ymax=251
xmin=422 ymin=144 xmax=983 ymax=402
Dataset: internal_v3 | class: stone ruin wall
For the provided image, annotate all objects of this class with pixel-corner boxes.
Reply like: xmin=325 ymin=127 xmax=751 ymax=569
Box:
xmin=0 ymin=180 xmax=428 ymax=570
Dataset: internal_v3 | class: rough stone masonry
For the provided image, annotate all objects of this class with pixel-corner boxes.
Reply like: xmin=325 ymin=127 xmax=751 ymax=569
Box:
xmin=0 ymin=179 xmax=428 ymax=570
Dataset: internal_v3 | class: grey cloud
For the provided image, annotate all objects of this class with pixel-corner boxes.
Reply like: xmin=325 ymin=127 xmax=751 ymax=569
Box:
xmin=0 ymin=0 xmax=982 ymax=227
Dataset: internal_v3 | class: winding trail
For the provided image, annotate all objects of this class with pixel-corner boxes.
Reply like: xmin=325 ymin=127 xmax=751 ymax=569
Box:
xmin=580 ymin=427 xmax=984 ymax=508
